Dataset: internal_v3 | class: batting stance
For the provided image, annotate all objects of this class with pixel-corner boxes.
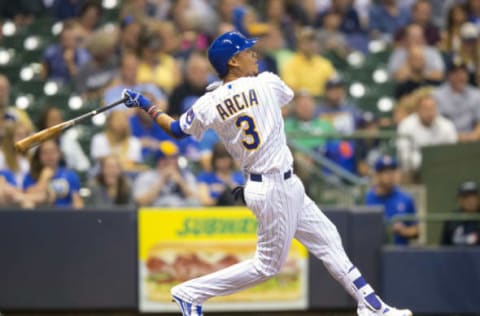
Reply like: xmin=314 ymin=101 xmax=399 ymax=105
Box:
xmin=122 ymin=32 xmax=412 ymax=316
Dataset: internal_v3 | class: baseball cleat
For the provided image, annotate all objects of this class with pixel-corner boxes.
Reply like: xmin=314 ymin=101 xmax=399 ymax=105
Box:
xmin=172 ymin=295 xmax=203 ymax=316
xmin=357 ymin=303 xmax=413 ymax=316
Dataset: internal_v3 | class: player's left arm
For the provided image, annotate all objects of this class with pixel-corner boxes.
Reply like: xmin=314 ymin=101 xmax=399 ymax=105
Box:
xmin=122 ymin=89 xmax=190 ymax=139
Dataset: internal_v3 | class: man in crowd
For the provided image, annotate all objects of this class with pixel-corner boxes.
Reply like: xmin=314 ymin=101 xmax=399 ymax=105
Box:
xmin=432 ymin=60 xmax=480 ymax=142
xmin=441 ymin=181 xmax=480 ymax=246
xmin=365 ymin=155 xmax=419 ymax=245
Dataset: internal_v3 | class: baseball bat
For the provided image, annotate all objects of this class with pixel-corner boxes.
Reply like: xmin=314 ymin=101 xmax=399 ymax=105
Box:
xmin=14 ymin=97 xmax=128 ymax=153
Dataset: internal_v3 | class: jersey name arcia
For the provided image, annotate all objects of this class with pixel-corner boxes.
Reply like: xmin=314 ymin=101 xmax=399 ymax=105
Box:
xmin=216 ymin=89 xmax=259 ymax=120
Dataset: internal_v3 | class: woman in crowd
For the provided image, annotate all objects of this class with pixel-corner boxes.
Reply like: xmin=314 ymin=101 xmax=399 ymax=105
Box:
xmin=37 ymin=106 xmax=91 ymax=173
xmin=0 ymin=122 xmax=30 ymax=186
xmin=439 ymin=4 xmax=468 ymax=54
xmin=90 ymin=110 xmax=143 ymax=172
xmin=197 ymin=143 xmax=244 ymax=206
xmin=86 ymin=154 xmax=134 ymax=207
xmin=23 ymin=140 xmax=84 ymax=208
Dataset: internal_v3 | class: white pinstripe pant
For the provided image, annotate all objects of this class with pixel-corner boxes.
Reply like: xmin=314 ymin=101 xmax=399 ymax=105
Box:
xmin=172 ymin=174 xmax=368 ymax=306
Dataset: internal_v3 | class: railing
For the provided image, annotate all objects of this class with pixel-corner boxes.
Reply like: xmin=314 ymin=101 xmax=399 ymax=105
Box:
xmin=387 ymin=212 xmax=480 ymax=245
xmin=286 ymin=130 xmax=407 ymax=206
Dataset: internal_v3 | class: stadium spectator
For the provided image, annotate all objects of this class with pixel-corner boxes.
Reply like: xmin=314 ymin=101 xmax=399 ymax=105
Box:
xmin=118 ymin=15 xmax=142 ymax=56
xmin=74 ymin=27 xmax=119 ymax=97
xmin=284 ymin=91 xmax=335 ymax=185
xmin=36 ymin=107 xmax=90 ymax=173
xmin=103 ymin=53 xmax=167 ymax=110
xmin=23 ymin=140 xmax=84 ymax=208
xmin=388 ymin=24 xmax=445 ymax=80
xmin=119 ymin=0 xmax=156 ymax=20
xmin=281 ymin=27 xmax=336 ymax=97
xmin=129 ymin=107 xmax=172 ymax=164
xmin=0 ymin=169 xmax=23 ymax=206
xmin=86 ymin=155 xmax=134 ymax=207
xmin=439 ymin=4 xmax=468 ymax=55
xmin=316 ymin=0 xmax=363 ymax=34
xmin=169 ymin=0 xmax=211 ymax=58
xmin=264 ymin=0 xmax=296 ymax=50
xmin=197 ymin=143 xmax=244 ymax=206
xmin=355 ymin=112 xmax=382 ymax=177
xmin=133 ymin=141 xmax=198 ymax=207
xmin=396 ymin=95 xmax=457 ymax=172
xmin=42 ymin=19 xmax=90 ymax=84
xmin=285 ymin=91 xmax=335 ymax=151
xmin=466 ymin=0 xmax=480 ymax=29
xmin=317 ymin=11 xmax=350 ymax=58
xmin=168 ymin=53 xmax=211 ymax=117
xmin=317 ymin=77 xmax=363 ymax=135
xmin=90 ymin=110 xmax=143 ymax=172
xmin=441 ymin=180 xmax=480 ymax=246
xmin=0 ymin=74 xmax=35 ymax=144
xmin=0 ymin=122 xmax=30 ymax=186
xmin=253 ymin=29 xmax=280 ymax=75
xmin=52 ymin=0 xmax=82 ymax=21
xmin=0 ymin=0 xmax=42 ymax=26
xmin=217 ymin=0 xmax=243 ymax=23
xmin=402 ymin=0 xmax=440 ymax=45
xmin=365 ymin=155 xmax=419 ymax=245
xmin=452 ymin=22 xmax=480 ymax=85
xmin=136 ymin=29 xmax=180 ymax=94
xmin=394 ymin=45 xmax=442 ymax=98
xmin=432 ymin=60 xmax=480 ymax=142
xmin=254 ymin=24 xmax=292 ymax=73
xmin=76 ymin=0 xmax=103 ymax=36
xmin=368 ymin=0 xmax=411 ymax=40
xmin=231 ymin=5 xmax=267 ymax=38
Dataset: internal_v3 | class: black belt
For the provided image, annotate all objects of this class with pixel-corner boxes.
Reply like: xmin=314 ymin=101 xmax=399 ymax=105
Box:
xmin=250 ymin=170 xmax=292 ymax=182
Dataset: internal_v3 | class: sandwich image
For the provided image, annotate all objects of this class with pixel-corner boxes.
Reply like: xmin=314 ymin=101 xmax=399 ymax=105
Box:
xmin=144 ymin=241 xmax=304 ymax=302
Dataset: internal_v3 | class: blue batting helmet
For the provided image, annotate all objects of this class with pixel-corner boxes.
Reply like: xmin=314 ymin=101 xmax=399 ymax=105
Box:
xmin=207 ymin=31 xmax=257 ymax=78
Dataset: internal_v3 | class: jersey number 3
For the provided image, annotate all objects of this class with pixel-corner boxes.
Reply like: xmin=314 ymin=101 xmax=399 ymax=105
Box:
xmin=235 ymin=115 xmax=261 ymax=150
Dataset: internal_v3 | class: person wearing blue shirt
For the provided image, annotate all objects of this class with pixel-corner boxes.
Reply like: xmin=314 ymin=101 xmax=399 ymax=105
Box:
xmin=0 ymin=169 xmax=16 ymax=186
xmin=365 ymin=155 xmax=419 ymax=245
xmin=197 ymin=143 xmax=244 ymax=206
xmin=368 ymin=0 xmax=411 ymax=39
xmin=103 ymin=54 xmax=166 ymax=107
xmin=23 ymin=140 xmax=83 ymax=208
xmin=42 ymin=20 xmax=90 ymax=84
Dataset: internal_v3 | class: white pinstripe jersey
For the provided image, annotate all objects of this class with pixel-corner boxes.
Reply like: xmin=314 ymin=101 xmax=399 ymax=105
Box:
xmin=179 ymin=72 xmax=294 ymax=174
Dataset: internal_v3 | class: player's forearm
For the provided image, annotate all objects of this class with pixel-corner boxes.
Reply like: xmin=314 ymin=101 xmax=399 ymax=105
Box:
xmin=154 ymin=113 xmax=177 ymax=138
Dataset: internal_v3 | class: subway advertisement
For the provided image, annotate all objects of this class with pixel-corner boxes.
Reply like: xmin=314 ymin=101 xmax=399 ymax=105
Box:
xmin=138 ymin=208 xmax=308 ymax=312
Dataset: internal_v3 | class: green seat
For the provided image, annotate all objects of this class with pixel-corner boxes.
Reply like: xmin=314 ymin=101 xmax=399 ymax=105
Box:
xmin=25 ymin=17 xmax=55 ymax=37
xmin=16 ymin=80 xmax=45 ymax=96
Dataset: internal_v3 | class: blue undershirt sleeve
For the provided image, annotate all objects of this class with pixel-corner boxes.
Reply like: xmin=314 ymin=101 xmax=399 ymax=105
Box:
xmin=170 ymin=120 xmax=189 ymax=139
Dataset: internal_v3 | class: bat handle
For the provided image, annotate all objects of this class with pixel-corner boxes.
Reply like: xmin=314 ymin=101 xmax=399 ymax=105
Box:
xmin=71 ymin=97 xmax=128 ymax=125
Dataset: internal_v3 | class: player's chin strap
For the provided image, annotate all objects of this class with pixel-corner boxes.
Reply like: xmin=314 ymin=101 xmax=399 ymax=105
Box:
xmin=206 ymin=81 xmax=223 ymax=91
xmin=346 ymin=266 xmax=383 ymax=311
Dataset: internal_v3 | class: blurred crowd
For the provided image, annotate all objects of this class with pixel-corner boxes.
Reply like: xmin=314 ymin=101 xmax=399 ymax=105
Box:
xmin=1 ymin=0 xmax=480 ymax=246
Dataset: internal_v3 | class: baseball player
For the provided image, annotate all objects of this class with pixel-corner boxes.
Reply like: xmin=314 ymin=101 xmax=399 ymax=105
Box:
xmin=122 ymin=31 xmax=412 ymax=316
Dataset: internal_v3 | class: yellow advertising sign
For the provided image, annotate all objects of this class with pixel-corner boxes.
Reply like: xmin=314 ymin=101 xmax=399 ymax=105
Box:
xmin=139 ymin=207 xmax=308 ymax=312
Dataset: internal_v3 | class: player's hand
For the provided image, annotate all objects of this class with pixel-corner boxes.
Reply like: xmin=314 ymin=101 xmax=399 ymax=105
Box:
xmin=231 ymin=186 xmax=246 ymax=205
xmin=122 ymin=89 xmax=152 ymax=111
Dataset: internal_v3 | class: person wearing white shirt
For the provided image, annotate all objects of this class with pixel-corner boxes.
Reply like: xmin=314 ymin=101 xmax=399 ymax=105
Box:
xmin=90 ymin=110 xmax=142 ymax=172
xmin=397 ymin=94 xmax=457 ymax=171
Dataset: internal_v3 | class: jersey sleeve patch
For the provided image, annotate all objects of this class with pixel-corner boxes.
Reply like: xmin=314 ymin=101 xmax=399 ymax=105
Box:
xmin=180 ymin=107 xmax=206 ymax=141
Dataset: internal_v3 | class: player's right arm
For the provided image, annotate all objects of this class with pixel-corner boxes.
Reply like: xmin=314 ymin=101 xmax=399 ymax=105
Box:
xmin=122 ymin=89 xmax=206 ymax=140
